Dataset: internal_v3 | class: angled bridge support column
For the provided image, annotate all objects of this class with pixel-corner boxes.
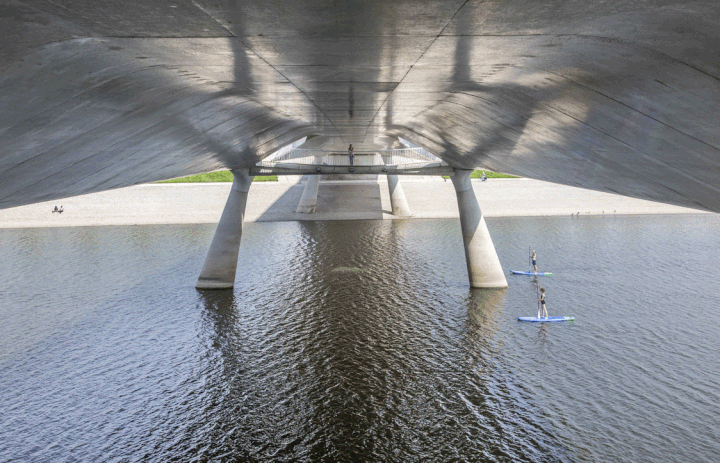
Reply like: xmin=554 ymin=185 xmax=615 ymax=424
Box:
xmin=296 ymin=174 xmax=320 ymax=214
xmin=451 ymin=169 xmax=508 ymax=288
xmin=196 ymin=169 xmax=253 ymax=289
xmin=387 ymin=174 xmax=412 ymax=216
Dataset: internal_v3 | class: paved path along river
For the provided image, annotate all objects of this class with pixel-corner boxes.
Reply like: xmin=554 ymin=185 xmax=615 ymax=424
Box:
xmin=0 ymin=177 xmax=706 ymax=229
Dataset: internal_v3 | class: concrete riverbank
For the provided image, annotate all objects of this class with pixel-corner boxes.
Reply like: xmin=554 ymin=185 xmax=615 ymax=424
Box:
xmin=0 ymin=177 xmax=709 ymax=229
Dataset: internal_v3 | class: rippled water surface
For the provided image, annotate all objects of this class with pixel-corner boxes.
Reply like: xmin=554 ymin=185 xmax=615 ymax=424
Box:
xmin=1 ymin=215 xmax=720 ymax=462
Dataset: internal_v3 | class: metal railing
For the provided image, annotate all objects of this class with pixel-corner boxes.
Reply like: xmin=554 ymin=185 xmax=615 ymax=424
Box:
xmin=262 ymin=136 xmax=307 ymax=163
xmin=259 ymin=147 xmax=443 ymax=167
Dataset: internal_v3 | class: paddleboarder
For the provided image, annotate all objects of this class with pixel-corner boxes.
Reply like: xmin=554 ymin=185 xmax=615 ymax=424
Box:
xmin=531 ymin=250 xmax=537 ymax=272
xmin=539 ymin=287 xmax=548 ymax=318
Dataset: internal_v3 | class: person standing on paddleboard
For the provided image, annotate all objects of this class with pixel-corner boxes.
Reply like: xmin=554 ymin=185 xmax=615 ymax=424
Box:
xmin=531 ymin=250 xmax=537 ymax=273
xmin=539 ymin=287 xmax=548 ymax=318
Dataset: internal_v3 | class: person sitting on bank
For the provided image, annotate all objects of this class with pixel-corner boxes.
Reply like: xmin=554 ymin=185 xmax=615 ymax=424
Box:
xmin=52 ymin=205 xmax=64 ymax=213
xmin=481 ymin=171 xmax=487 ymax=181
xmin=539 ymin=287 xmax=549 ymax=319
xmin=531 ymin=249 xmax=537 ymax=272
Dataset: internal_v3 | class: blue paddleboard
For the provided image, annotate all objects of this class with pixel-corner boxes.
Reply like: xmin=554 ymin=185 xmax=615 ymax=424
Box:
xmin=511 ymin=270 xmax=552 ymax=276
xmin=518 ymin=316 xmax=574 ymax=322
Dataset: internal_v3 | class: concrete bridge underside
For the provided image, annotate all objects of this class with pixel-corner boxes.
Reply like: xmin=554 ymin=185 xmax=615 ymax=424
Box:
xmin=2 ymin=1 xmax=720 ymax=287
xmin=1 ymin=0 xmax=719 ymax=213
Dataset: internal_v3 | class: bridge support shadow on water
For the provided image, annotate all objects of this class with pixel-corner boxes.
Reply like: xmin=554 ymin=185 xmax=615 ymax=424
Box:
xmin=195 ymin=148 xmax=508 ymax=290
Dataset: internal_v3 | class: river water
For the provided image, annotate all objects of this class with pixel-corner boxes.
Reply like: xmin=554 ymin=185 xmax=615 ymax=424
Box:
xmin=1 ymin=215 xmax=719 ymax=462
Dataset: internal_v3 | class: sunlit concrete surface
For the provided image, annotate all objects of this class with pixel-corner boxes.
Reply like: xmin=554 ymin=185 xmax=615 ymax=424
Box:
xmin=0 ymin=178 xmax=706 ymax=229
xmin=1 ymin=1 xmax=719 ymax=212
xmin=451 ymin=169 xmax=508 ymax=288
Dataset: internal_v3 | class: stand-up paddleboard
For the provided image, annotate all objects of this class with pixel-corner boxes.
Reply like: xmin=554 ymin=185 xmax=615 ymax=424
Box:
xmin=518 ymin=316 xmax=574 ymax=322
xmin=511 ymin=270 xmax=552 ymax=276
xmin=517 ymin=247 xmax=550 ymax=275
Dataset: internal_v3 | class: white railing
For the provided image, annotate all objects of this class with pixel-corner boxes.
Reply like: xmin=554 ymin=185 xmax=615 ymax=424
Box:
xmin=263 ymin=137 xmax=307 ymax=163
xmin=261 ymin=147 xmax=442 ymax=167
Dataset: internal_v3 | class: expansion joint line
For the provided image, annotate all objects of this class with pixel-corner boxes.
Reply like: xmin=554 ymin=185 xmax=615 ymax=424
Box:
xmin=189 ymin=1 xmax=340 ymax=135
xmin=363 ymin=0 xmax=472 ymax=140
xmin=544 ymin=70 xmax=720 ymax=153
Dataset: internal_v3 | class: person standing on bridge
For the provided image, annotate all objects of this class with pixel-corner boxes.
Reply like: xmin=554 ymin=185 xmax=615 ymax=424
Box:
xmin=348 ymin=144 xmax=354 ymax=169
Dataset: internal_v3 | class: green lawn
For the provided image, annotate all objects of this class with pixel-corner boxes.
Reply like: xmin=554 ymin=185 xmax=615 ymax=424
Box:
xmin=442 ymin=170 xmax=519 ymax=180
xmin=160 ymin=169 xmax=516 ymax=183
xmin=159 ymin=171 xmax=277 ymax=183
xmin=470 ymin=170 xmax=518 ymax=179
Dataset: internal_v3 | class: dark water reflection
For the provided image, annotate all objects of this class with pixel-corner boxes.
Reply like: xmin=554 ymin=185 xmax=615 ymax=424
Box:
xmin=1 ymin=216 xmax=719 ymax=462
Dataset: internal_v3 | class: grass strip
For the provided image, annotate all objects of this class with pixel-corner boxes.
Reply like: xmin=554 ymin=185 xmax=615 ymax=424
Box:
xmin=443 ymin=170 xmax=519 ymax=179
xmin=160 ymin=169 xmax=515 ymax=183
xmin=159 ymin=171 xmax=277 ymax=183
xmin=471 ymin=170 xmax=518 ymax=179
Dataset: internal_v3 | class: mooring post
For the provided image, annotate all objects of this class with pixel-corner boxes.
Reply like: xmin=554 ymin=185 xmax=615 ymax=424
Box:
xmin=387 ymin=174 xmax=412 ymax=216
xmin=451 ymin=169 xmax=508 ymax=288
xmin=196 ymin=169 xmax=253 ymax=289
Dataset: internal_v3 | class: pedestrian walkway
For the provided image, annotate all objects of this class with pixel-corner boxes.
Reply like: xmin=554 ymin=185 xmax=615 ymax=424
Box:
xmin=252 ymin=147 xmax=452 ymax=176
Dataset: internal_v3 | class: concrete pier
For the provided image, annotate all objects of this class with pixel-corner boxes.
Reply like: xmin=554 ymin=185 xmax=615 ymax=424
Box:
xmin=387 ymin=175 xmax=412 ymax=216
xmin=451 ymin=170 xmax=508 ymax=288
xmin=195 ymin=169 xmax=253 ymax=289
xmin=296 ymin=175 xmax=320 ymax=213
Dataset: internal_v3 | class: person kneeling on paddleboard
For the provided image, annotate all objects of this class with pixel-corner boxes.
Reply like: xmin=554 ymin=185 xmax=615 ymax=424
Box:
xmin=539 ymin=287 xmax=548 ymax=319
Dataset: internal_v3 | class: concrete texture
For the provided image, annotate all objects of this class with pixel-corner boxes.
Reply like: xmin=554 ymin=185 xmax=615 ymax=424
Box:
xmin=296 ymin=175 xmax=320 ymax=214
xmin=387 ymin=175 xmax=412 ymax=216
xmin=451 ymin=170 xmax=508 ymax=288
xmin=1 ymin=1 xmax=720 ymax=213
xmin=196 ymin=170 xmax=252 ymax=289
xmin=0 ymin=178 xmax=708 ymax=229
